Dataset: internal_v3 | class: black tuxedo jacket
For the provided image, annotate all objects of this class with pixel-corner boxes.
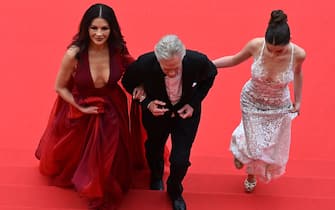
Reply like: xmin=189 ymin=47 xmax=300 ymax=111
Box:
xmin=122 ymin=50 xmax=217 ymax=115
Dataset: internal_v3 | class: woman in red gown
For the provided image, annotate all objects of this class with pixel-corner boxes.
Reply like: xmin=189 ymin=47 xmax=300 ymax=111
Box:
xmin=35 ymin=3 xmax=144 ymax=209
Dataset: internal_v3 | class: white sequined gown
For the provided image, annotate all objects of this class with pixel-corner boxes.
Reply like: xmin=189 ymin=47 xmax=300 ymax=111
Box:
xmin=230 ymin=40 xmax=298 ymax=182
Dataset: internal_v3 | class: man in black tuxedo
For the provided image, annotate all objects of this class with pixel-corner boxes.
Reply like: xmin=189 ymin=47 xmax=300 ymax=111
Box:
xmin=122 ymin=34 xmax=217 ymax=210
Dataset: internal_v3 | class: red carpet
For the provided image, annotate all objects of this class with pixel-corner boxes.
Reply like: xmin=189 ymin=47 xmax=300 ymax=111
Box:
xmin=0 ymin=0 xmax=334 ymax=209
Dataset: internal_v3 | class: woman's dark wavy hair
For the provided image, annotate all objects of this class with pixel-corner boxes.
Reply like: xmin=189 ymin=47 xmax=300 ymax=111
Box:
xmin=68 ymin=3 xmax=126 ymax=59
xmin=265 ymin=10 xmax=290 ymax=45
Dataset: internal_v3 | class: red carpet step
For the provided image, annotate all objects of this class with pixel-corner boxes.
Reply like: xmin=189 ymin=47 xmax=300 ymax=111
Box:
xmin=0 ymin=148 xmax=334 ymax=210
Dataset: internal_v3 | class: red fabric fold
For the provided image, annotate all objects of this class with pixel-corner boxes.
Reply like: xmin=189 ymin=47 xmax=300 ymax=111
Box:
xmin=129 ymin=101 xmax=148 ymax=170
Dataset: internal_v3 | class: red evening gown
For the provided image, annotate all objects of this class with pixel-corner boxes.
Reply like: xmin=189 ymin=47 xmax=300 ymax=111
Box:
xmin=35 ymin=48 xmax=146 ymax=207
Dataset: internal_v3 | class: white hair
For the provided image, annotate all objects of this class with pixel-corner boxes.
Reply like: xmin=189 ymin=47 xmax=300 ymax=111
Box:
xmin=154 ymin=34 xmax=186 ymax=61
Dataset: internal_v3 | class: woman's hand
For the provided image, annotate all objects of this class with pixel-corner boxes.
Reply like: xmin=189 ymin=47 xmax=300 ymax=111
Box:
xmin=132 ymin=86 xmax=146 ymax=102
xmin=290 ymin=103 xmax=301 ymax=115
xmin=79 ymin=106 xmax=100 ymax=114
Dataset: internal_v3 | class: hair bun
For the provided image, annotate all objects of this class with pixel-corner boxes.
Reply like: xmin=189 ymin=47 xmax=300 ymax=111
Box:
xmin=269 ymin=10 xmax=287 ymax=26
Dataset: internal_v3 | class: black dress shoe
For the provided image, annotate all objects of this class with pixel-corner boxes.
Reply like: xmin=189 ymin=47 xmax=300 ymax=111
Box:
xmin=171 ymin=195 xmax=186 ymax=210
xmin=150 ymin=179 xmax=164 ymax=191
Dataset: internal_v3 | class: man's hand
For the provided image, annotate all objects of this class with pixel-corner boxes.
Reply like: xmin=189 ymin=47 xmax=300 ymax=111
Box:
xmin=148 ymin=100 xmax=169 ymax=116
xmin=177 ymin=104 xmax=194 ymax=119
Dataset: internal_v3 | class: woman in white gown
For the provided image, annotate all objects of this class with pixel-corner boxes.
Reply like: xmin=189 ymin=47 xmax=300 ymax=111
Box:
xmin=213 ymin=10 xmax=306 ymax=192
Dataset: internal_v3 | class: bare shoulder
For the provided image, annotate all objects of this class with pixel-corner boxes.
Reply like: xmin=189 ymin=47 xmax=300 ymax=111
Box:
xmin=59 ymin=45 xmax=79 ymax=72
xmin=64 ymin=45 xmax=80 ymax=59
xmin=249 ymin=37 xmax=264 ymax=45
xmin=247 ymin=37 xmax=264 ymax=56
xmin=61 ymin=45 xmax=80 ymax=68
xmin=292 ymin=43 xmax=306 ymax=62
